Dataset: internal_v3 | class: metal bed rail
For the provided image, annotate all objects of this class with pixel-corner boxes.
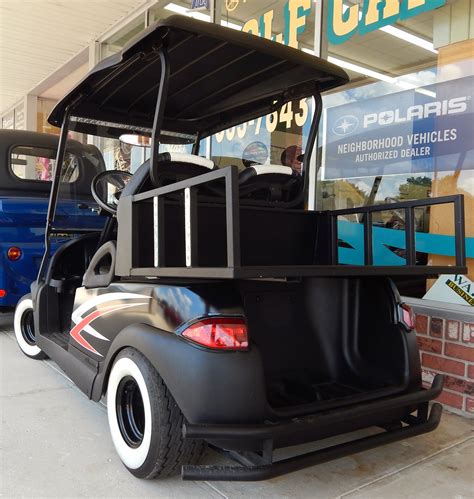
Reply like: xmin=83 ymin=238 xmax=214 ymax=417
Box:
xmin=132 ymin=165 xmax=241 ymax=271
xmin=125 ymin=170 xmax=466 ymax=278
xmin=328 ymin=194 xmax=466 ymax=267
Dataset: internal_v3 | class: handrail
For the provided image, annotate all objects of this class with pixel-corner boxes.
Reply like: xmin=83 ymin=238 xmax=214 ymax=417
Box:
xmin=327 ymin=194 xmax=466 ymax=267
xmin=128 ymin=174 xmax=466 ymax=276
xmin=132 ymin=165 xmax=240 ymax=270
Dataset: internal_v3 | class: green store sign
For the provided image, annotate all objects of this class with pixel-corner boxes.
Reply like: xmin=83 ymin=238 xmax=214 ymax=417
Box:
xmin=328 ymin=0 xmax=446 ymax=45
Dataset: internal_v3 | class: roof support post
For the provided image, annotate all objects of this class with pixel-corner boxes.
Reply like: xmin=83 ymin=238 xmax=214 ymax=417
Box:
xmin=303 ymin=90 xmax=323 ymax=207
xmin=37 ymin=106 xmax=73 ymax=282
xmin=150 ymin=48 xmax=170 ymax=186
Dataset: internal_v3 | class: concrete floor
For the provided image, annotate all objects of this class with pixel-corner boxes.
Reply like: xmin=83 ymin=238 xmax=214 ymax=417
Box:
xmin=1 ymin=312 xmax=473 ymax=498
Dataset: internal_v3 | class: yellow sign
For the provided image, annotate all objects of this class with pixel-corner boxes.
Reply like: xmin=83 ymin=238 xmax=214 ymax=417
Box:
xmin=225 ymin=0 xmax=240 ymax=13
xmin=240 ymin=0 xmax=312 ymax=49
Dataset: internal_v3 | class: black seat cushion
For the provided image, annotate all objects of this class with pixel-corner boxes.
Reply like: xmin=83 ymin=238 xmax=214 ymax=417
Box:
xmin=150 ymin=152 xmax=215 ymax=187
xmin=239 ymin=165 xmax=301 ymax=202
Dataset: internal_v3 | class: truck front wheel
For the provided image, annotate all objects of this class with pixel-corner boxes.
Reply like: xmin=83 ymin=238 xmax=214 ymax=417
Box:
xmin=106 ymin=347 xmax=204 ymax=479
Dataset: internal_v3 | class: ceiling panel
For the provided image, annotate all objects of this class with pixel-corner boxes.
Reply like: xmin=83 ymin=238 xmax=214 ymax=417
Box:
xmin=0 ymin=0 xmax=148 ymax=113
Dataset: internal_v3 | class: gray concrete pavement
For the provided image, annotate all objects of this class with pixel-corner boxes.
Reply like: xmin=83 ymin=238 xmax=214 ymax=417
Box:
xmin=1 ymin=312 xmax=473 ymax=498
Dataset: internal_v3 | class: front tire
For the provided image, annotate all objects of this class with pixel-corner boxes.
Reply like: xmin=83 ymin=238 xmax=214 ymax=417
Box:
xmin=14 ymin=294 xmax=46 ymax=360
xmin=107 ymin=347 xmax=204 ymax=479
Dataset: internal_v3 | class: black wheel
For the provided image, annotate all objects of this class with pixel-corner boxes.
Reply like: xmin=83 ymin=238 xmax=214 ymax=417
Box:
xmin=14 ymin=294 xmax=47 ymax=360
xmin=107 ymin=347 xmax=205 ymax=479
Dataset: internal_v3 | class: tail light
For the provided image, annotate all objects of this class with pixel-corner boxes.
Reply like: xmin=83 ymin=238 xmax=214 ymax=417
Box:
xmin=7 ymin=247 xmax=22 ymax=261
xmin=181 ymin=317 xmax=248 ymax=350
xmin=399 ymin=303 xmax=415 ymax=330
xmin=0 ymin=290 xmax=6 ymax=298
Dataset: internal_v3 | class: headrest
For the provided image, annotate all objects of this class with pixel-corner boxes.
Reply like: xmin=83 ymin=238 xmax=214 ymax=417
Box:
xmin=157 ymin=152 xmax=215 ymax=170
xmin=239 ymin=165 xmax=293 ymax=184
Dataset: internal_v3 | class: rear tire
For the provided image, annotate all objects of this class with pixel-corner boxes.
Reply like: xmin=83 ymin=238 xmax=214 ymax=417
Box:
xmin=14 ymin=294 xmax=46 ymax=360
xmin=107 ymin=347 xmax=205 ymax=479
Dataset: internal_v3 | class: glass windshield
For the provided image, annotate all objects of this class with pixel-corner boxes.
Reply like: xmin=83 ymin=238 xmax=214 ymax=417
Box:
xmin=209 ymin=99 xmax=313 ymax=175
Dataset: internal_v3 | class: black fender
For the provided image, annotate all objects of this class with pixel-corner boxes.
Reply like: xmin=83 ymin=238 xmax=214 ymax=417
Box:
xmin=91 ymin=323 xmax=268 ymax=425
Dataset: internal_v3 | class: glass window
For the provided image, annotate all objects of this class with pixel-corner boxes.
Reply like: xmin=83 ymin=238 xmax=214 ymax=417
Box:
xmin=212 ymin=1 xmax=317 ymax=174
xmin=221 ymin=0 xmax=315 ymax=51
xmin=98 ymin=137 xmax=145 ymax=173
xmin=150 ymin=1 xmax=211 ymax=24
xmin=210 ymin=99 xmax=312 ymax=175
xmin=10 ymin=146 xmax=79 ymax=183
xmin=2 ymin=110 xmax=14 ymax=130
xmin=318 ymin=0 xmax=473 ymax=294
xmin=37 ymin=98 xmax=59 ymax=135
xmin=100 ymin=15 xmax=146 ymax=59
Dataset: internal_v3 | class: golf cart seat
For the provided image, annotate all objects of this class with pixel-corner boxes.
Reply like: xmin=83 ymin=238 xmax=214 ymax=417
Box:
xmin=83 ymin=240 xmax=117 ymax=289
xmin=239 ymin=165 xmax=302 ymax=202
xmin=150 ymin=152 xmax=215 ymax=188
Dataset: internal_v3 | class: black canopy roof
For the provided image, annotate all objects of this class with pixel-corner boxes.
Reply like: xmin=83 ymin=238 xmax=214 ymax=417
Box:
xmin=49 ymin=15 xmax=348 ymax=141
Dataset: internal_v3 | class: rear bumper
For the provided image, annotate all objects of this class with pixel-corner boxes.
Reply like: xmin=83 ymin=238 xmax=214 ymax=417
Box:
xmin=182 ymin=375 xmax=444 ymax=481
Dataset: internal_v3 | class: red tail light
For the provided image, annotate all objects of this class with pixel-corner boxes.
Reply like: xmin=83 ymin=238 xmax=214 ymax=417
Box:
xmin=400 ymin=303 xmax=415 ymax=330
xmin=7 ymin=247 xmax=22 ymax=261
xmin=0 ymin=290 xmax=6 ymax=298
xmin=182 ymin=317 xmax=248 ymax=350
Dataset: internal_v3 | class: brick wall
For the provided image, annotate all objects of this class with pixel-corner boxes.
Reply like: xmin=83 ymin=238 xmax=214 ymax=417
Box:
xmin=414 ymin=311 xmax=474 ymax=417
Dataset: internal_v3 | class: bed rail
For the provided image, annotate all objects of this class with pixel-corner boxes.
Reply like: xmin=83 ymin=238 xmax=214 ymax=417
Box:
xmin=115 ymin=166 xmax=467 ymax=279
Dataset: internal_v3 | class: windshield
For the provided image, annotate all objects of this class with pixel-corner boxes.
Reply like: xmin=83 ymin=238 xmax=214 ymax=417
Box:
xmin=209 ymin=98 xmax=313 ymax=175
xmin=61 ymin=96 xmax=314 ymax=179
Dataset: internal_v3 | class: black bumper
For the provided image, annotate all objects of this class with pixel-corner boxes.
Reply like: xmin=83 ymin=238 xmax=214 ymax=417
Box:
xmin=182 ymin=375 xmax=444 ymax=481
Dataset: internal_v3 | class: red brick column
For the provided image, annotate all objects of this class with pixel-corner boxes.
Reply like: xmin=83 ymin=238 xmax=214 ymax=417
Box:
xmin=415 ymin=312 xmax=474 ymax=416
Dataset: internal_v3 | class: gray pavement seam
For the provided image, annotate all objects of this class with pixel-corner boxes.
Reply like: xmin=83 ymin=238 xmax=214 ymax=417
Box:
xmin=202 ymin=481 xmax=230 ymax=499
xmin=336 ymin=435 xmax=474 ymax=499
xmin=1 ymin=385 xmax=73 ymax=399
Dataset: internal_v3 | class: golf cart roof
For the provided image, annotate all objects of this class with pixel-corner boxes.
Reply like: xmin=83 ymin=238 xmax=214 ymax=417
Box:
xmin=48 ymin=15 xmax=348 ymax=141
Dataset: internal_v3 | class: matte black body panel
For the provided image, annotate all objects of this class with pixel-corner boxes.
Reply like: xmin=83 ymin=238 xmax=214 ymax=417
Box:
xmin=35 ymin=274 xmax=423 ymax=434
xmin=91 ymin=324 xmax=267 ymax=424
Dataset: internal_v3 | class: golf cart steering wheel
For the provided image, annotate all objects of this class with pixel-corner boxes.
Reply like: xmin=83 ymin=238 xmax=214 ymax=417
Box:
xmin=91 ymin=170 xmax=132 ymax=215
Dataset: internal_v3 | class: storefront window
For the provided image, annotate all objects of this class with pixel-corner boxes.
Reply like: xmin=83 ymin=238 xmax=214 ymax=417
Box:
xmin=221 ymin=0 xmax=315 ymax=50
xmin=100 ymin=15 xmax=146 ymax=59
xmin=89 ymin=0 xmax=472 ymax=299
xmin=150 ymin=1 xmax=211 ymax=24
xmin=37 ymin=98 xmax=58 ymax=134
xmin=210 ymin=1 xmax=316 ymax=174
xmin=318 ymin=0 xmax=473 ymax=293
xmin=210 ymin=100 xmax=311 ymax=176
xmin=97 ymin=137 xmax=145 ymax=173
xmin=1 ymin=110 xmax=14 ymax=129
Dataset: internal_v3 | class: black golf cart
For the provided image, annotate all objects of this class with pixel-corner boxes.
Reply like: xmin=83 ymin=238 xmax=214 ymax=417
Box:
xmin=15 ymin=16 xmax=467 ymax=481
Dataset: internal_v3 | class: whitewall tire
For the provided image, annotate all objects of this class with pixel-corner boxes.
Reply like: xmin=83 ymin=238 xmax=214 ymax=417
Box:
xmin=107 ymin=355 xmax=153 ymax=470
xmin=14 ymin=294 xmax=46 ymax=360
xmin=106 ymin=347 xmax=204 ymax=479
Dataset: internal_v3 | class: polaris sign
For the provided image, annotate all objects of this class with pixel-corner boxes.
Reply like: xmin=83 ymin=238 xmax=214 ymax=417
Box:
xmin=322 ymin=76 xmax=473 ymax=180
xmin=363 ymin=97 xmax=468 ymax=128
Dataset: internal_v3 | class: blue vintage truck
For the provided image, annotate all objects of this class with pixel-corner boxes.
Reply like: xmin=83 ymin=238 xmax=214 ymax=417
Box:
xmin=0 ymin=130 xmax=105 ymax=308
